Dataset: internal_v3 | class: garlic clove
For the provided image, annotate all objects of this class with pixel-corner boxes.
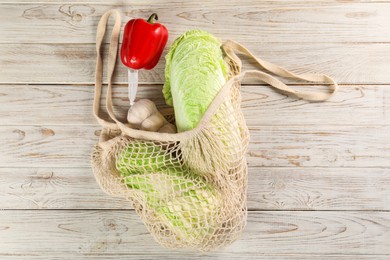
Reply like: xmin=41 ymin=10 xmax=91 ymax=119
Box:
xmin=140 ymin=113 xmax=166 ymax=132
xmin=158 ymin=123 xmax=177 ymax=133
xmin=127 ymin=99 xmax=157 ymax=125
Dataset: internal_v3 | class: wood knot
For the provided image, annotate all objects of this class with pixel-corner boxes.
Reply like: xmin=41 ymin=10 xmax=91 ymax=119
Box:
xmin=41 ymin=128 xmax=55 ymax=136
xmin=22 ymin=6 xmax=50 ymax=20
xmin=0 ymin=226 xmax=10 ymax=231
xmin=72 ymin=13 xmax=83 ymax=22
xmin=100 ymin=219 xmax=128 ymax=234
xmin=58 ymin=4 xmax=95 ymax=26
xmin=94 ymin=130 xmax=102 ymax=137
xmin=345 ymin=11 xmax=377 ymax=19
xmin=12 ymin=129 xmax=26 ymax=140
xmin=104 ymin=219 xmax=117 ymax=230
xmin=34 ymin=169 xmax=54 ymax=180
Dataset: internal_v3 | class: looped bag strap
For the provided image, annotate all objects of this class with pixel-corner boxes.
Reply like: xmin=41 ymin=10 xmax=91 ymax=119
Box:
xmin=93 ymin=10 xmax=338 ymax=138
xmin=222 ymin=40 xmax=338 ymax=101
xmin=94 ymin=9 xmax=122 ymax=130
xmin=94 ymin=10 xmax=145 ymax=136
xmin=93 ymin=10 xmax=174 ymax=141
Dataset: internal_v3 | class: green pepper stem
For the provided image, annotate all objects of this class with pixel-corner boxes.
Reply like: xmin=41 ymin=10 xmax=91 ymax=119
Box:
xmin=147 ymin=13 xmax=158 ymax=23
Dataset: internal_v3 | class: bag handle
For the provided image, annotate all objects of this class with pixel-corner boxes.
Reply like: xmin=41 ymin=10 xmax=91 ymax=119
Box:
xmin=222 ymin=40 xmax=338 ymax=101
xmin=93 ymin=10 xmax=180 ymax=141
xmin=93 ymin=10 xmax=338 ymax=135
xmin=93 ymin=9 xmax=122 ymax=130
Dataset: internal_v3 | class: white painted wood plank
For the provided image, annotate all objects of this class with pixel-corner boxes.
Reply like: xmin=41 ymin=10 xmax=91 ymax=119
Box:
xmin=3 ymin=0 xmax=390 ymax=3
xmin=1 ymin=167 xmax=389 ymax=210
xmin=0 ymin=125 xmax=97 ymax=167
xmin=2 ymin=254 xmax=389 ymax=260
xmin=1 ymin=125 xmax=389 ymax=168
xmin=0 ymin=84 xmax=388 ymax=126
xmin=0 ymin=167 xmax=124 ymax=210
xmin=1 ymin=43 xmax=389 ymax=84
xmin=247 ymin=125 xmax=390 ymax=167
xmin=0 ymin=2 xmax=389 ymax=44
xmin=248 ymin=167 xmax=390 ymax=210
xmin=242 ymin=84 xmax=390 ymax=126
xmin=0 ymin=84 xmax=168 ymax=126
xmin=0 ymin=210 xmax=389 ymax=255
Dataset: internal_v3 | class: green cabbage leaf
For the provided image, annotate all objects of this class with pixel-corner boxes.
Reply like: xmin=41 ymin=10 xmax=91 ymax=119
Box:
xmin=163 ymin=30 xmax=228 ymax=132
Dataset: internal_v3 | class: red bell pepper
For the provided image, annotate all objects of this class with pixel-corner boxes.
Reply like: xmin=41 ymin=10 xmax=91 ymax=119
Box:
xmin=120 ymin=13 xmax=168 ymax=70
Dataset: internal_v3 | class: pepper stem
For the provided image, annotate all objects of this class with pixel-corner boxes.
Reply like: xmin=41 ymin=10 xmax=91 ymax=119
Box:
xmin=147 ymin=13 xmax=158 ymax=23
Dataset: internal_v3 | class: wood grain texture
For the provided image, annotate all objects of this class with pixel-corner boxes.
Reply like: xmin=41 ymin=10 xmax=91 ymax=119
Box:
xmin=1 ymin=125 xmax=389 ymax=168
xmin=1 ymin=167 xmax=389 ymax=210
xmin=0 ymin=84 xmax=168 ymax=125
xmin=248 ymin=167 xmax=390 ymax=210
xmin=1 ymin=43 xmax=390 ymax=84
xmin=0 ymin=167 xmax=123 ymax=210
xmin=2 ymin=255 xmax=389 ymax=260
xmin=0 ymin=2 xmax=389 ymax=44
xmin=1 ymin=0 xmax=389 ymax=257
xmin=0 ymin=84 xmax=388 ymax=126
xmin=3 ymin=0 xmax=390 ymax=3
xmin=247 ymin=125 xmax=390 ymax=167
xmin=0 ymin=210 xmax=389 ymax=255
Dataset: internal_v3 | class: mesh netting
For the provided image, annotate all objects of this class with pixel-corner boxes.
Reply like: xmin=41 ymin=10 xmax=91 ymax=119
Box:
xmin=91 ymin=66 xmax=250 ymax=250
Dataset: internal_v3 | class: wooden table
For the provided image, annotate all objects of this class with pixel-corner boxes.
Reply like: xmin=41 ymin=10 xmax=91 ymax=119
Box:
xmin=1 ymin=1 xmax=389 ymax=259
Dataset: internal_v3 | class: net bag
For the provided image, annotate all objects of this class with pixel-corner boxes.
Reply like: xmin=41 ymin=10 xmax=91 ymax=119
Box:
xmin=91 ymin=10 xmax=338 ymax=251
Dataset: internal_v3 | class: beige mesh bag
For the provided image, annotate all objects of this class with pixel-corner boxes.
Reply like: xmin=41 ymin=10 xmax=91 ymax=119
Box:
xmin=92 ymin=10 xmax=338 ymax=251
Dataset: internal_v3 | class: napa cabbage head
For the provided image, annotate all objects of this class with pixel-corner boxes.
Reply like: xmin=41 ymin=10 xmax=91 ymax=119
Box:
xmin=115 ymin=141 xmax=222 ymax=243
xmin=163 ymin=30 xmax=228 ymax=132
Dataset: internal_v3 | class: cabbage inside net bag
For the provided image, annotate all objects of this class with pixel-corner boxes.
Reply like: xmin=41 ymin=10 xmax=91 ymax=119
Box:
xmin=91 ymin=10 xmax=338 ymax=251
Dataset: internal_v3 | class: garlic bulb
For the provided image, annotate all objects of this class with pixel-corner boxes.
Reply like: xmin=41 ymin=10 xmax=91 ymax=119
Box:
xmin=127 ymin=99 xmax=176 ymax=133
